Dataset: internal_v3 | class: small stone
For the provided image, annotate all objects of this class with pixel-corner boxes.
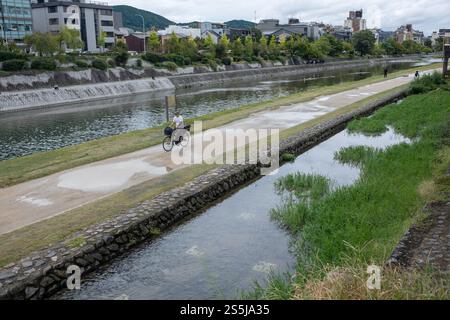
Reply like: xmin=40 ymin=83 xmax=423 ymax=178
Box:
xmin=25 ymin=286 xmax=39 ymax=299
xmin=22 ymin=261 xmax=33 ymax=268
xmin=24 ymin=268 xmax=36 ymax=275
xmin=0 ymin=270 xmax=15 ymax=280
xmin=51 ymin=256 xmax=58 ymax=262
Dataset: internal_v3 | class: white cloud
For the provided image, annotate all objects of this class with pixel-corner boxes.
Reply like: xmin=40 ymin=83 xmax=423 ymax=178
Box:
xmin=109 ymin=0 xmax=449 ymax=34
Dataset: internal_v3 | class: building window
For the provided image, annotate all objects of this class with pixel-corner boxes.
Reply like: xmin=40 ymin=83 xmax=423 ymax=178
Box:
xmin=49 ymin=18 xmax=59 ymax=25
xmin=100 ymin=10 xmax=113 ymax=16
xmin=48 ymin=6 xmax=58 ymax=13
xmin=101 ymin=20 xmax=113 ymax=27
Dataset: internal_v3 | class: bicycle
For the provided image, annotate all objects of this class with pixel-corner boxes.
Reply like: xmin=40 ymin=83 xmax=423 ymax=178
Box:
xmin=162 ymin=125 xmax=191 ymax=152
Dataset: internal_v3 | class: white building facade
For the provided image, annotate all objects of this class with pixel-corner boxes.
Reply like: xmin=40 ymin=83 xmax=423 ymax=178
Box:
xmin=31 ymin=0 xmax=115 ymax=52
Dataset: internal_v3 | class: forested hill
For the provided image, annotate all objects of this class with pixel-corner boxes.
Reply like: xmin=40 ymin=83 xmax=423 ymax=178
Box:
xmin=113 ymin=5 xmax=174 ymax=31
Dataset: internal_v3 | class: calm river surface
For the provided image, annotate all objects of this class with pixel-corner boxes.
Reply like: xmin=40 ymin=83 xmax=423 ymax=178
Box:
xmin=0 ymin=58 xmax=436 ymax=161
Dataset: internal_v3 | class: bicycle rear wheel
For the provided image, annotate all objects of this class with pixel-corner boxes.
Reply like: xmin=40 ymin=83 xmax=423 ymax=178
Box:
xmin=163 ymin=136 xmax=173 ymax=152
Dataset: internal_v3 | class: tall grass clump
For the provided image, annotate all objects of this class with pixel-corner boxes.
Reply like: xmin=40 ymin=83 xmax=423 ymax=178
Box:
xmin=410 ymin=71 xmax=448 ymax=94
xmin=262 ymin=89 xmax=450 ymax=299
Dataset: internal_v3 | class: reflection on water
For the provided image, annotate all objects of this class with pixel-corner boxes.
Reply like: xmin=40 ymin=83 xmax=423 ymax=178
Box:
xmin=0 ymin=61 xmax=422 ymax=161
xmin=55 ymin=128 xmax=410 ymax=300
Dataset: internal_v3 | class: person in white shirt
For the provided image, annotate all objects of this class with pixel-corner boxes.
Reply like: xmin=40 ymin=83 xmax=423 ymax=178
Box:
xmin=172 ymin=111 xmax=184 ymax=129
xmin=172 ymin=111 xmax=185 ymax=145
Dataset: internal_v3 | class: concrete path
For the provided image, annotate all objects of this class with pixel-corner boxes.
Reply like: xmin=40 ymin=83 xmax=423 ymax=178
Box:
xmin=0 ymin=71 xmax=430 ymax=235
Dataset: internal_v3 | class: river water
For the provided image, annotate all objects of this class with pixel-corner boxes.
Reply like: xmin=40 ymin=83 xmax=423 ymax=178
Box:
xmin=54 ymin=127 xmax=410 ymax=300
xmin=0 ymin=59 xmax=435 ymax=161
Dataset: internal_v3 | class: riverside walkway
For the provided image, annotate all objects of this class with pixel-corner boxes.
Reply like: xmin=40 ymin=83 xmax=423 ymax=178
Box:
xmin=0 ymin=71 xmax=433 ymax=235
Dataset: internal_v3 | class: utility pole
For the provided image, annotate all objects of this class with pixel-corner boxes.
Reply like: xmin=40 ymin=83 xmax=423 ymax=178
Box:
xmin=136 ymin=14 xmax=146 ymax=53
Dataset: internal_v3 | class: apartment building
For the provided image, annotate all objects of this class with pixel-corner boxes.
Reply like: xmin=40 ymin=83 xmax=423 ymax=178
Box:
xmin=256 ymin=19 xmax=322 ymax=40
xmin=0 ymin=0 xmax=33 ymax=44
xmin=344 ymin=9 xmax=366 ymax=32
xmin=30 ymin=0 xmax=115 ymax=52
xmin=395 ymin=24 xmax=424 ymax=44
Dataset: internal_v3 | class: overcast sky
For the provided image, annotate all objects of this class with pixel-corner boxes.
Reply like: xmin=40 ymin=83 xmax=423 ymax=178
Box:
xmin=108 ymin=0 xmax=449 ymax=35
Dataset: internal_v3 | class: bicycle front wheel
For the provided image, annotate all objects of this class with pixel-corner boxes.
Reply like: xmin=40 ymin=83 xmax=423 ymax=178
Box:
xmin=163 ymin=136 xmax=173 ymax=152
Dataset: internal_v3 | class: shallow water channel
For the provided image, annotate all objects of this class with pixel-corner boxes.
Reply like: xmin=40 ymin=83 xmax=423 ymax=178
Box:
xmin=55 ymin=127 xmax=410 ymax=300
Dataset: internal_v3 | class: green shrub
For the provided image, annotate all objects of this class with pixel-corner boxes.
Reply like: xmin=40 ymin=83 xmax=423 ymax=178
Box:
xmin=142 ymin=52 xmax=166 ymax=64
xmin=164 ymin=53 xmax=187 ymax=66
xmin=136 ymin=59 xmax=143 ymax=68
xmin=107 ymin=59 xmax=116 ymax=68
xmin=2 ymin=59 xmax=27 ymax=71
xmin=281 ymin=153 xmax=296 ymax=162
xmin=0 ymin=51 xmax=26 ymax=62
xmin=162 ymin=61 xmax=178 ymax=71
xmin=92 ymin=59 xmax=108 ymax=70
xmin=222 ymin=56 xmax=232 ymax=66
xmin=74 ymin=60 xmax=89 ymax=68
xmin=410 ymin=71 xmax=447 ymax=94
xmin=114 ymin=51 xmax=129 ymax=66
xmin=31 ymin=58 xmax=57 ymax=71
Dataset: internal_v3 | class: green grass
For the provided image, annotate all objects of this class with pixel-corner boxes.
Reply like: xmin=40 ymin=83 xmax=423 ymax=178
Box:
xmin=258 ymin=89 xmax=450 ymax=299
xmin=0 ymin=63 xmax=441 ymax=188
xmin=334 ymin=146 xmax=380 ymax=166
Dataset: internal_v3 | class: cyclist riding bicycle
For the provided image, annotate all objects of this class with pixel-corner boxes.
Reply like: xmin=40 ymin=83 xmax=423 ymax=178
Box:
xmin=172 ymin=111 xmax=186 ymax=145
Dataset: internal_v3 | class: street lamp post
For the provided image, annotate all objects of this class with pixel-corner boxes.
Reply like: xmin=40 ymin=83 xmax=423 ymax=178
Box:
xmin=136 ymin=14 xmax=146 ymax=53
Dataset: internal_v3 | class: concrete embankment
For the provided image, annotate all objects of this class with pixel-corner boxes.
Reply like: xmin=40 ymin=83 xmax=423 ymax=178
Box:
xmin=0 ymin=87 xmax=408 ymax=300
xmin=169 ymin=57 xmax=400 ymax=89
xmin=0 ymin=57 xmax=413 ymax=113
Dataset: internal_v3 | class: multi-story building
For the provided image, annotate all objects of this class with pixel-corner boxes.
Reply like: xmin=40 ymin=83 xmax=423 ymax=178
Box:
xmin=30 ymin=0 xmax=115 ymax=52
xmin=330 ymin=25 xmax=353 ymax=41
xmin=0 ymin=0 xmax=33 ymax=44
xmin=395 ymin=24 xmax=424 ymax=44
xmin=369 ymin=28 xmax=395 ymax=44
xmin=256 ymin=19 xmax=322 ymax=40
xmin=431 ymin=29 xmax=450 ymax=47
xmin=344 ymin=9 xmax=366 ymax=33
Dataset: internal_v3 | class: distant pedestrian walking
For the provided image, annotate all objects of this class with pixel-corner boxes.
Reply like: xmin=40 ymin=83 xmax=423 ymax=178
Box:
xmin=415 ymin=71 xmax=420 ymax=79
xmin=383 ymin=68 xmax=388 ymax=78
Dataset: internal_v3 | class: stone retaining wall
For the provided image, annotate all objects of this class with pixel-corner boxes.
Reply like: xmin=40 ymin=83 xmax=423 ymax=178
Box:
xmin=0 ymin=88 xmax=408 ymax=300
xmin=168 ymin=57 xmax=406 ymax=89
xmin=0 ymin=56 xmax=417 ymax=92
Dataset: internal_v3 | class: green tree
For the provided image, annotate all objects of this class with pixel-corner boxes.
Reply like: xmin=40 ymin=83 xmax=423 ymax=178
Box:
xmin=97 ymin=31 xmax=106 ymax=52
xmin=219 ymin=34 xmax=230 ymax=49
xmin=167 ymin=32 xmax=180 ymax=54
xmin=59 ymin=27 xmax=84 ymax=51
xmin=314 ymin=35 xmax=332 ymax=56
xmin=204 ymin=34 xmax=215 ymax=49
xmin=24 ymin=32 xmax=59 ymax=56
xmin=259 ymin=36 xmax=268 ymax=55
xmin=381 ymin=38 xmax=404 ymax=56
xmin=433 ymin=37 xmax=444 ymax=52
xmin=423 ymin=38 xmax=432 ymax=49
xmin=352 ymin=30 xmax=376 ymax=56
xmin=231 ymin=38 xmax=244 ymax=60
xmin=279 ymin=35 xmax=287 ymax=50
xmin=286 ymin=36 xmax=296 ymax=56
xmin=148 ymin=30 xmax=160 ymax=53
xmin=244 ymin=35 xmax=254 ymax=58
xmin=268 ymin=35 xmax=279 ymax=57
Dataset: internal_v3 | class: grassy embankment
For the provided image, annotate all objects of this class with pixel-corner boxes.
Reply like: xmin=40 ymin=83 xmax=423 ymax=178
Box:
xmin=250 ymin=76 xmax=450 ymax=300
xmin=0 ymin=67 xmax=434 ymax=268
xmin=0 ymin=63 xmax=441 ymax=188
